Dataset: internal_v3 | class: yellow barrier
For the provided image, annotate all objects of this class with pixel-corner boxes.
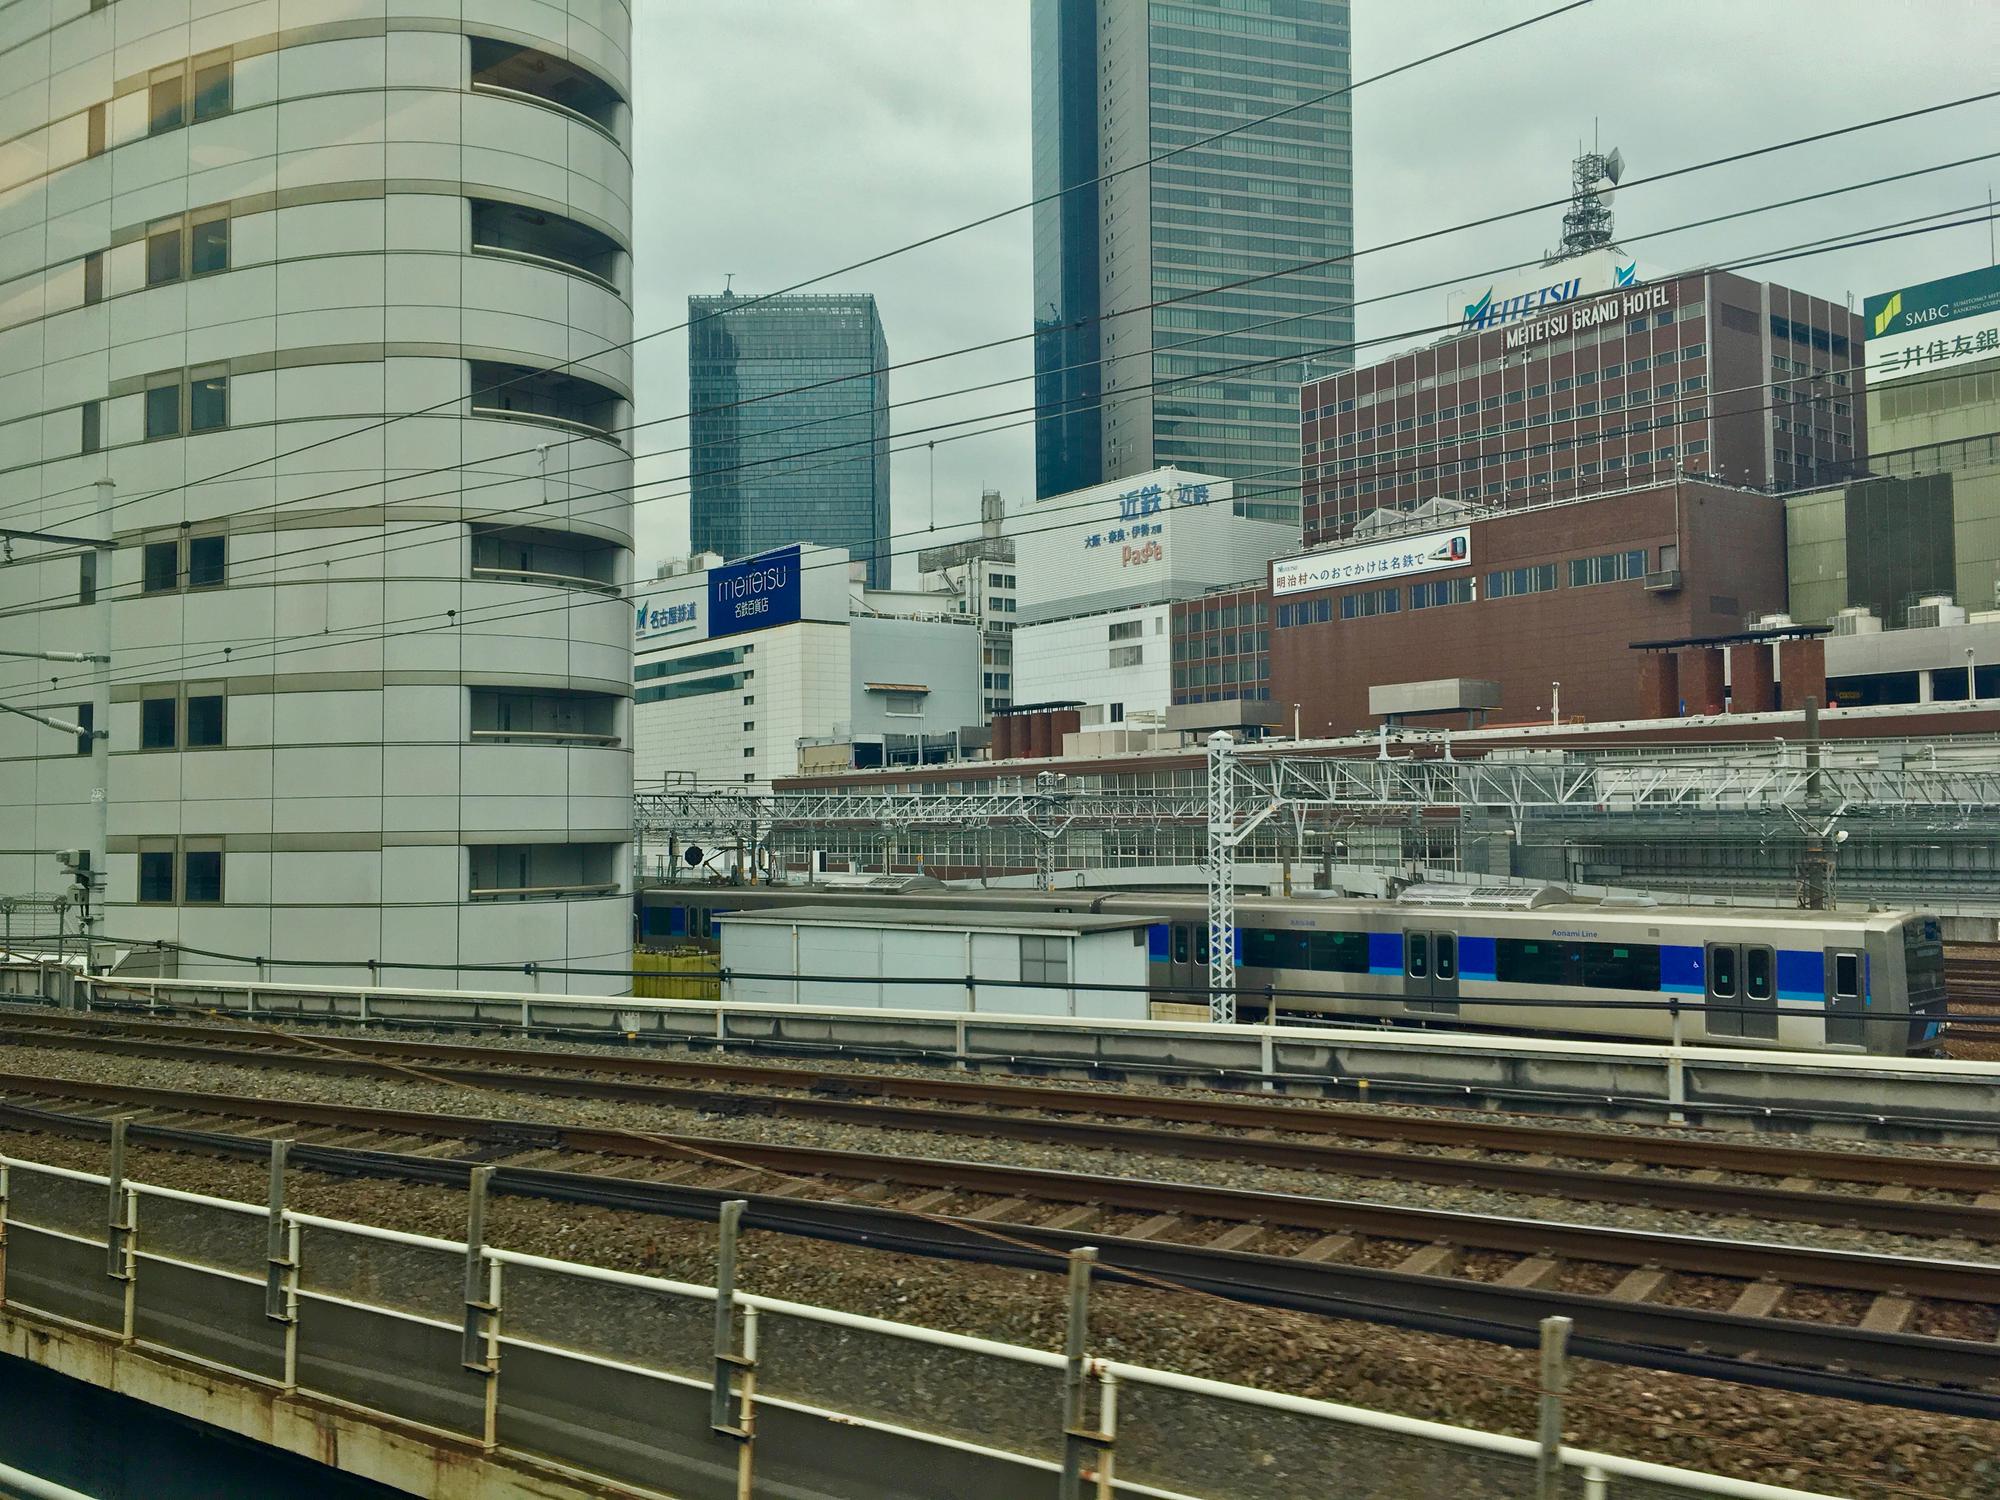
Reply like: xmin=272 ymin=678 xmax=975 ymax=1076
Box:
xmin=631 ymin=947 xmax=720 ymax=1001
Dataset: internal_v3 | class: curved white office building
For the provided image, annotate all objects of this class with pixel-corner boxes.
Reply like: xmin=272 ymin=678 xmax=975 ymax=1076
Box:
xmin=0 ymin=1 xmax=635 ymax=993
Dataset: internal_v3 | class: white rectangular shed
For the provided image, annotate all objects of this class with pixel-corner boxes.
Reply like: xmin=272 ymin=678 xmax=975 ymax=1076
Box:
xmin=715 ymin=904 xmax=1155 ymax=1019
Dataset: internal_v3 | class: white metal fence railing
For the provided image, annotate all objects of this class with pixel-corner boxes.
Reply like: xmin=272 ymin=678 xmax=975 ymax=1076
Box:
xmin=0 ymin=1135 xmax=1848 ymax=1500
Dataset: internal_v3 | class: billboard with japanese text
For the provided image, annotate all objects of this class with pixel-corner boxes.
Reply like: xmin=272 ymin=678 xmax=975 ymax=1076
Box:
xmin=1865 ymin=265 xmax=2000 ymax=385
xmin=1271 ymin=528 xmax=1471 ymax=597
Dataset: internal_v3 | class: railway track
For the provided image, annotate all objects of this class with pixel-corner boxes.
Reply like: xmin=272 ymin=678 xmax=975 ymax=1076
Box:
xmin=1 ymin=1010 xmax=1997 ymax=1240
xmin=0 ymin=1072 xmax=1995 ymax=1418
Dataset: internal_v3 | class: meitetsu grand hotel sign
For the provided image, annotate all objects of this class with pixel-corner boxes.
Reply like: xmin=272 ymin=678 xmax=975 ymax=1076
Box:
xmin=1450 ymin=249 xmax=1666 ymax=351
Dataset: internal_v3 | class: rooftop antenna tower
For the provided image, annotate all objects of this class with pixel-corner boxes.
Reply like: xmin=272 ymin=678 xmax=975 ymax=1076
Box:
xmin=1547 ymin=144 xmax=1623 ymax=263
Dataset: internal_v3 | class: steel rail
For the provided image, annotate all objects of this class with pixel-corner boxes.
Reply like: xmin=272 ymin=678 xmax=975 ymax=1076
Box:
xmin=0 ymin=1091 xmax=1994 ymax=1419
xmin=4 ymin=1012 xmax=1998 ymax=1200
xmin=0 ymin=1071 xmax=1993 ymax=1300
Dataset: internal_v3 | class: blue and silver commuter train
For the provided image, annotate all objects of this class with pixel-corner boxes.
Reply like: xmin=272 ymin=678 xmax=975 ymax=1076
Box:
xmin=638 ymin=882 xmax=1946 ymax=1055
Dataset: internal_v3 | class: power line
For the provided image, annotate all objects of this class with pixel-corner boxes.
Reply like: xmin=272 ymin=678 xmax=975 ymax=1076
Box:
xmin=2 ymin=149 xmax=1988 ymax=641
xmin=3 ymin=201 xmax=1988 ymax=709
xmin=0 ymin=2 xmax=1602 ymax=541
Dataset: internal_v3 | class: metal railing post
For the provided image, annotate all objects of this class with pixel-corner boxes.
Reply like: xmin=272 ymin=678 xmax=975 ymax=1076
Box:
xmin=104 ymin=1116 xmax=129 ymax=1281
xmin=460 ymin=1166 xmax=496 ymax=1372
xmin=710 ymin=1199 xmax=752 ymax=1437
xmin=0 ymin=1161 xmax=10 ymax=1306
xmin=264 ymin=1139 xmax=292 ymax=1320
xmin=1536 ymin=1315 xmax=1572 ymax=1500
xmin=1060 ymin=1245 xmax=1104 ymax=1499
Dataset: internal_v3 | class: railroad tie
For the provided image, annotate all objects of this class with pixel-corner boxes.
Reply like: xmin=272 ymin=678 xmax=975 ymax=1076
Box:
xmin=1872 ymin=1185 xmax=1916 ymax=1201
xmin=1496 ymin=1256 xmax=1563 ymax=1290
xmin=1040 ymin=1205 xmax=1101 ymax=1232
xmin=630 ymin=1163 xmax=704 ymax=1185
xmin=839 ymin=1181 xmax=895 ymax=1202
xmin=1777 ymin=1177 xmax=1817 ymax=1193
xmin=705 ymin=1169 xmax=767 ymax=1193
xmin=1687 ymin=1169 xmax=1724 ymax=1183
xmin=490 ymin=1149 xmax=567 ymax=1171
xmin=758 ymin=1179 xmax=813 ymax=1199
xmin=1978 ymin=1192 xmax=2000 ymax=1211
xmin=1123 ymin=1214 xmax=1185 ymax=1241
xmin=975 ymin=1197 xmax=1034 ymax=1223
xmin=1395 ymin=1241 xmax=1460 ymax=1277
xmin=1858 ymin=1294 xmax=1918 ymax=1335
xmin=1206 ymin=1223 xmax=1265 ymax=1253
xmin=1607 ymin=1265 xmax=1674 ymax=1303
xmin=1729 ymin=1278 xmax=1790 ymax=1319
xmin=1602 ymin=1162 xmax=1642 ymax=1176
xmin=898 ymin=1189 xmax=957 ymax=1215
xmin=1296 ymin=1234 xmax=1359 ymax=1263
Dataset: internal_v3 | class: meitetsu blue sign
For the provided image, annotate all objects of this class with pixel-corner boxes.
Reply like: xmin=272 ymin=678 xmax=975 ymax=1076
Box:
xmin=707 ymin=545 xmax=801 ymax=638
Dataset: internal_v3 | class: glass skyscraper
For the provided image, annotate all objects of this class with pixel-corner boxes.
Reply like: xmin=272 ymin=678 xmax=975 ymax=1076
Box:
xmin=688 ymin=292 xmax=892 ymax=584
xmin=1031 ymin=0 xmax=1353 ymax=508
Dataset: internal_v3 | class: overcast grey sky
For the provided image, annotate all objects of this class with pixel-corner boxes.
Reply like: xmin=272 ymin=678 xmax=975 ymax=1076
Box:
xmin=630 ymin=1 xmax=2000 ymax=578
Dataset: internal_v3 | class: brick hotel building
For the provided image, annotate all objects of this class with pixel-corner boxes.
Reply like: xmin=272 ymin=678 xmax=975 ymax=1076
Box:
xmin=1299 ymin=258 xmax=1867 ymax=547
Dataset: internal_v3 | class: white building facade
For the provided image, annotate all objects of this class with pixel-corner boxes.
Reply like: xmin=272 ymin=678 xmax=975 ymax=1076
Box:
xmin=634 ymin=546 xmax=981 ymax=786
xmin=0 ymin=2 xmax=636 ymax=991
xmin=1011 ymin=468 xmax=1298 ymax=724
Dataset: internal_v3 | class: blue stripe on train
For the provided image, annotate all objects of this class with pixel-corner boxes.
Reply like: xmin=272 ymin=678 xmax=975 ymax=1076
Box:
xmin=1777 ymin=949 xmax=1823 ymax=1002
xmin=1459 ymin=935 xmax=1497 ymax=982
xmin=1147 ymin=923 xmax=1170 ymax=962
xmin=1367 ymin=930 xmax=1403 ymax=976
xmin=1660 ymin=944 xmax=1703 ymax=994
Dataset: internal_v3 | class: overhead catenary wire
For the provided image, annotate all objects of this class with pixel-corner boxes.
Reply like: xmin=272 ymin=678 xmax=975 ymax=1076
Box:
xmin=0 ymin=1 xmax=1606 ymax=536
xmin=2 ymin=142 xmax=1991 ymax=674
xmin=7 ymin=74 xmax=1994 ymax=547
xmin=2 ymin=202 xmax=1988 ymax=710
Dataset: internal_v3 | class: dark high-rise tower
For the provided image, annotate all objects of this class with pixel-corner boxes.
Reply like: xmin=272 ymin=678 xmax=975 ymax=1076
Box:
xmin=688 ymin=292 xmax=891 ymax=584
xmin=1030 ymin=0 xmax=1354 ymax=505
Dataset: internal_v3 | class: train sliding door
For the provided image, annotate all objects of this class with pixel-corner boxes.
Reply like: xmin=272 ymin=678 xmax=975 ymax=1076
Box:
xmin=1705 ymin=943 xmax=1777 ymax=1040
xmin=1824 ymin=947 xmax=1865 ymax=1048
xmin=1405 ymin=929 xmax=1459 ymax=1014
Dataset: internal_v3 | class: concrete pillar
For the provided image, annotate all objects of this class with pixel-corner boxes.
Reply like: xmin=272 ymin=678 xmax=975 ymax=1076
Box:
xmin=1728 ymin=642 xmax=1776 ymax=714
xmin=1680 ymin=646 xmax=1726 ymax=716
xmin=1919 ymin=669 xmax=1935 ymax=705
xmin=1637 ymin=652 xmax=1681 ymax=720
xmin=1778 ymin=637 xmax=1827 ymax=711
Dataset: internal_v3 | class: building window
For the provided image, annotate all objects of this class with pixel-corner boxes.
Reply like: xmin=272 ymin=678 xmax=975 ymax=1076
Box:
xmin=1568 ymin=549 xmax=1647 ymax=587
xmin=184 ymin=688 xmax=225 ymax=748
xmin=1486 ymin=564 xmax=1559 ymax=599
xmin=190 ymin=214 xmax=229 ymax=276
xmin=187 ymin=533 xmax=226 ymax=588
xmin=141 ymin=540 xmax=179 ymax=592
xmin=146 ymin=219 xmax=183 ymax=286
xmin=82 ymin=252 xmax=103 ymax=305
xmin=182 ymin=842 xmax=224 ymax=903
xmin=78 ymin=552 xmax=97 ymax=606
xmin=149 ymin=68 xmax=185 ymax=135
xmin=882 ymin=692 xmax=922 ymax=716
xmin=1020 ymin=935 xmax=1069 ymax=985
xmin=189 ymin=369 xmax=228 ymax=431
xmin=86 ymin=102 xmax=105 ymax=157
xmin=1109 ymin=644 xmax=1144 ymax=668
xmin=144 ymin=381 xmax=180 ymax=439
xmin=73 ymin=702 xmax=95 ymax=756
xmin=1108 ymin=619 xmax=1143 ymax=642
xmin=140 ymin=695 xmax=177 ymax=749
xmin=1409 ymin=577 xmax=1475 ymax=609
xmin=137 ymin=846 xmax=176 ymax=903
xmin=80 ymin=401 xmax=101 ymax=454
xmin=1339 ymin=587 xmax=1399 ymax=621
xmin=192 ymin=56 xmax=233 ymax=121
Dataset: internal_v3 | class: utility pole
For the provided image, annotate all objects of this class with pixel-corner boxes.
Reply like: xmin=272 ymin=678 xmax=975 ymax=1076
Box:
xmin=1800 ymin=696 xmax=1831 ymax=910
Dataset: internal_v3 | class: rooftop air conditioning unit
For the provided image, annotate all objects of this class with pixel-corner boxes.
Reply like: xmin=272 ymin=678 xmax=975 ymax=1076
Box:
xmin=1642 ymin=568 xmax=1682 ymax=593
xmin=1754 ymin=612 xmax=1795 ymax=629
xmin=1905 ymin=595 xmax=1966 ymax=630
xmin=1831 ymin=607 xmax=1881 ymax=636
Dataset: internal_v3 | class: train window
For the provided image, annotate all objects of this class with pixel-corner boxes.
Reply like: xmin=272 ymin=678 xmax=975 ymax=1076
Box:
xmin=1495 ymin=939 xmax=1570 ymax=987
xmin=1833 ymin=953 xmax=1859 ymax=1000
xmin=1195 ymin=927 xmax=1210 ymax=967
xmin=1173 ymin=925 xmax=1190 ymax=965
xmin=1307 ymin=931 xmax=1370 ymax=973
xmin=1745 ymin=948 xmax=1773 ymax=1001
xmin=1711 ymin=946 xmax=1737 ymax=999
xmin=1576 ymin=942 xmax=1662 ymax=992
xmin=1434 ymin=933 xmax=1456 ymax=981
xmin=1406 ymin=932 xmax=1429 ymax=979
